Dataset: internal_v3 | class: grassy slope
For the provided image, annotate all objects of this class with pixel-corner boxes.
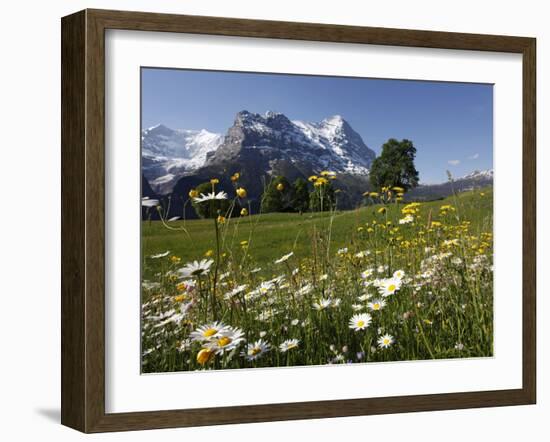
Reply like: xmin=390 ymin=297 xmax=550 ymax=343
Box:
xmin=142 ymin=188 xmax=492 ymax=278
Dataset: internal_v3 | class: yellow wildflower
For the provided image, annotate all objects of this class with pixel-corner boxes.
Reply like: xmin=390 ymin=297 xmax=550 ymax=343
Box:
xmin=188 ymin=189 xmax=198 ymax=199
xmin=236 ymin=187 xmax=247 ymax=198
xmin=196 ymin=348 xmax=215 ymax=366
xmin=240 ymin=208 xmax=249 ymax=216
xmin=276 ymin=183 xmax=285 ymax=191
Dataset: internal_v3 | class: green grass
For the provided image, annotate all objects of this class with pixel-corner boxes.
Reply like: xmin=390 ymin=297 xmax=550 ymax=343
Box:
xmin=142 ymin=188 xmax=492 ymax=277
xmin=141 ymin=187 xmax=493 ymax=372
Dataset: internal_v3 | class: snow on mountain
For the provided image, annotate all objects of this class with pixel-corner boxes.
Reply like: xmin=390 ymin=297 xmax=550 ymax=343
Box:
xmin=206 ymin=110 xmax=375 ymax=175
xmin=458 ymin=169 xmax=494 ymax=181
xmin=143 ymin=111 xmax=375 ymax=194
xmin=141 ymin=124 xmax=223 ymax=193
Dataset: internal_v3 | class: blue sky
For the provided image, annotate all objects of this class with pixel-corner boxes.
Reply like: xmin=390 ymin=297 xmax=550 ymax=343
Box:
xmin=142 ymin=68 xmax=493 ymax=184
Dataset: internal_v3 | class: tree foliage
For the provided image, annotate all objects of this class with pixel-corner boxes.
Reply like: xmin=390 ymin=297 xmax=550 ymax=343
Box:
xmin=291 ymin=178 xmax=309 ymax=213
xmin=369 ymin=138 xmax=419 ymax=191
xmin=261 ymin=176 xmax=293 ymax=213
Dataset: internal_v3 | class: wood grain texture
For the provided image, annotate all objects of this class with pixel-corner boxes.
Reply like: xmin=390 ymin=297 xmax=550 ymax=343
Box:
xmin=61 ymin=9 xmax=537 ymax=433
xmin=61 ymin=10 xmax=86 ymax=431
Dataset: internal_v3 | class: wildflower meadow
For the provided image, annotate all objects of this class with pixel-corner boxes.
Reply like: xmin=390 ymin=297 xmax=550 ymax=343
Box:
xmin=141 ymin=175 xmax=493 ymax=373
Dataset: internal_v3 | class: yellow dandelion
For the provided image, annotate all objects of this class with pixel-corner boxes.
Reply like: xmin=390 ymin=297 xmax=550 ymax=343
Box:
xmin=308 ymin=175 xmax=318 ymax=182
xmin=236 ymin=187 xmax=247 ymax=198
xmin=377 ymin=207 xmax=386 ymax=214
xmin=231 ymin=172 xmax=241 ymax=182
xmin=170 ymin=256 xmax=181 ymax=264
xmin=196 ymin=348 xmax=215 ymax=365
xmin=276 ymin=183 xmax=285 ymax=191
xmin=240 ymin=208 xmax=249 ymax=216
xmin=217 ymin=215 xmax=226 ymax=224
xmin=205 ymin=249 xmax=214 ymax=257
xmin=188 ymin=189 xmax=198 ymax=199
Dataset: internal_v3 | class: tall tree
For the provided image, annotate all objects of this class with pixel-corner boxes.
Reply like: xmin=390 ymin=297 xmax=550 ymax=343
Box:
xmin=369 ymin=138 xmax=419 ymax=191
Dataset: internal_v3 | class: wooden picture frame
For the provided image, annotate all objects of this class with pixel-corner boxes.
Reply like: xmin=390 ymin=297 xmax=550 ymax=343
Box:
xmin=61 ymin=8 xmax=536 ymax=433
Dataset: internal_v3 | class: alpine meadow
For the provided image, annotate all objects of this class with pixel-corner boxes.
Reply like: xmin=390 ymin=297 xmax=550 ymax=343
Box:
xmin=140 ymin=69 xmax=494 ymax=373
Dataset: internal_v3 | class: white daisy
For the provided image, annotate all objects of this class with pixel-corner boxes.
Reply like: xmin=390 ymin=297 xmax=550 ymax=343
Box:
xmin=319 ymin=274 xmax=329 ymax=281
xmin=348 ymin=313 xmax=372 ymax=331
xmin=378 ymin=277 xmax=402 ymax=297
xmin=274 ymin=252 xmax=294 ymax=264
xmin=242 ymin=339 xmax=271 ymax=361
xmin=358 ymin=293 xmax=372 ymax=302
xmin=377 ymin=265 xmax=388 ymax=274
xmin=193 ymin=191 xmax=228 ymax=203
xmin=190 ymin=321 xmax=229 ymax=342
xmin=354 ymin=250 xmax=371 ymax=259
xmin=250 ymin=267 xmax=262 ymax=273
xmin=177 ymin=259 xmax=214 ymax=278
xmin=141 ymin=197 xmax=160 ymax=207
xmin=249 ymin=281 xmax=275 ymax=298
xmin=312 ymin=298 xmax=332 ymax=311
xmin=279 ymin=339 xmax=300 ymax=352
xmin=296 ymin=284 xmax=313 ymax=296
xmin=393 ymin=269 xmax=406 ymax=279
xmin=377 ymin=333 xmax=394 ymax=348
xmin=150 ymin=251 xmax=170 ymax=259
xmin=368 ymin=299 xmax=387 ymax=311
xmin=361 ymin=268 xmax=374 ymax=279
xmin=224 ymin=284 xmax=248 ymax=300
xmin=398 ymin=214 xmax=414 ymax=224
xmin=206 ymin=327 xmax=245 ymax=354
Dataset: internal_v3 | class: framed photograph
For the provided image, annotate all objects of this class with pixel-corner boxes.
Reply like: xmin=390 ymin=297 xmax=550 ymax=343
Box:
xmin=61 ymin=9 xmax=536 ymax=433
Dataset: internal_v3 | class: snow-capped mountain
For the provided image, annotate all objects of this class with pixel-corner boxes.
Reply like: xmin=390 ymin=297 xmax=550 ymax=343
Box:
xmin=143 ymin=111 xmax=375 ymax=195
xmin=408 ymin=169 xmax=493 ymax=201
xmin=205 ymin=110 xmax=375 ymax=175
xmin=459 ymin=169 xmax=494 ymax=182
xmin=141 ymin=124 xmax=223 ymax=193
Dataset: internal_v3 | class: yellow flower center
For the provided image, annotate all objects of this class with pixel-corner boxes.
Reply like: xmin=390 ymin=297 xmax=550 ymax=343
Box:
xmin=383 ymin=338 xmax=390 ymax=345
xmin=373 ymin=303 xmax=380 ymax=310
xmin=388 ymin=284 xmax=396 ymax=292
xmin=203 ymin=328 xmax=217 ymax=337
xmin=217 ymin=336 xmax=232 ymax=347
xmin=357 ymin=320 xmax=365 ymax=328
xmin=250 ymin=347 xmax=261 ymax=356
